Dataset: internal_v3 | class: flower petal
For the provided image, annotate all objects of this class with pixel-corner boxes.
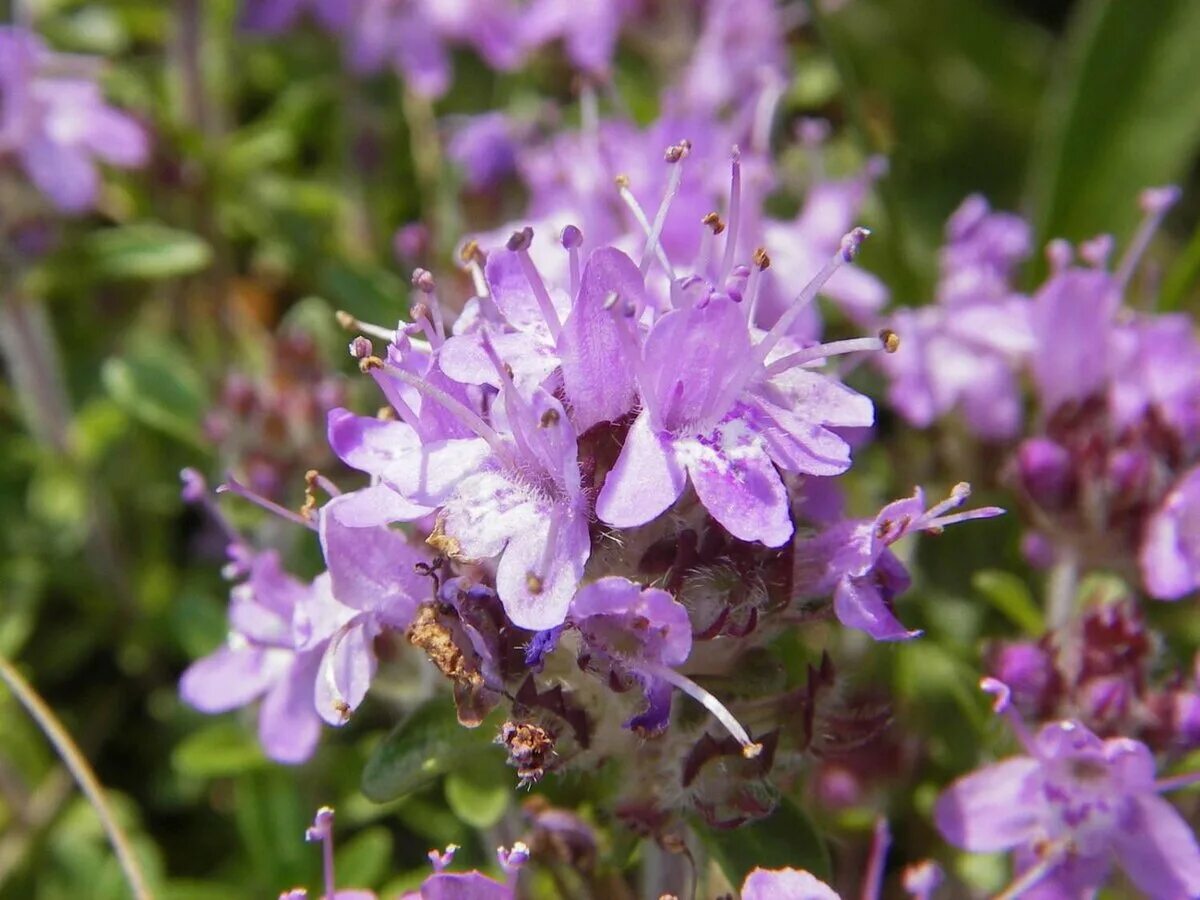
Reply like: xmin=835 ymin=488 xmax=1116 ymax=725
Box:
xmin=180 ymin=645 xmax=282 ymax=713
xmin=595 ymin=409 xmax=686 ymax=528
xmin=315 ymin=618 xmax=379 ymax=726
xmin=495 ymin=514 xmax=589 ymax=631
xmin=934 ymin=757 xmax=1042 ymax=852
xmin=258 ymin=653 xmax=322 ymax=765
xmin=1112 ymin=794 xmax=1200 ymax=899
xmin=683 ymin=432 xmax=792 ymax=547
xmin=740 ymin=867 xmax=839 ymax=900
xmin=832 ymin=574 xmax=920 ymax=641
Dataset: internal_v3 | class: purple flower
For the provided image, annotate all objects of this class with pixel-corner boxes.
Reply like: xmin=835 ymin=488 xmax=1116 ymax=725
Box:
xmin=520 ymin=0 xmax=640 ymax=75
xmin=880 ymin=195 xmax=1033 ymax=439
xmin=570 ymin=577 xmax=692 ymax=733
xmin=740 ymin=868 xmax=839 ymax=900
xmin=0 ymin=27 xmax=149 ymax=212
xmin=676 ymin=0 xmax=787 ymax=115
xmin=935 ymin=680 xmax=1200 ymax=899
xmin=181 ymin=550 xmax=348 ymax=764
xmin=313 ymin=493 xmax=432 ymax=724
xmin=793 ymin=483 xmax=1004 ymax=640
xmin=398 ymin=841 xmax=525 ymax=900
xmin=447 ymin=113 xmax=518 ymax=191
xmin=594 ymin=230 xmax=877 ymax=548
xmin=1140 ymin=464 xmax=1200 ymax=600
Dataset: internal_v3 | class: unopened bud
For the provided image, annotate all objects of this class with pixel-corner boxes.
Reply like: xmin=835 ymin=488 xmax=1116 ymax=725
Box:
xmin=411 ymin=267 xmax=436 ymax=293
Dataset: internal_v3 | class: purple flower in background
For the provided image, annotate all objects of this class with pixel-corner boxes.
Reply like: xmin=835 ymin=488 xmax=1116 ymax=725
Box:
xmin=0 ymin=27 xmax=149 ymax=213
xmin=447 ymin=112 xmax=519 ymax=191
xmin=181 ymin=550 xmax=348 ymax=764
xmin=880 ymin=195 xmax=1033 ymax=439
xmin=936 ymin=680 xmax=1200 ymax=899
xmin=570 ymin=577 xmax=692 ymax=733
xmin=794 ymin=483 xmax=1004 ymax=640
xmin=1141 ymin=465 xmax=1200 ymax=600
xmin=240 ymin=0 xmax=351 ymax=33
xmin=521 ymin=0 xmax=640 ymax=76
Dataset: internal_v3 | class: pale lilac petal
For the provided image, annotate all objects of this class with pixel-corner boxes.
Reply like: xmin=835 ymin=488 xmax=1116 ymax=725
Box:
xmin=684 ymin=434 xmax=792 ymax=547
xmin=934 ymin=757 xmax=1043 ymax=851
xmin=319 ymin=497 xmax=429 ymax=619
xmin=180 ymin=645 xmax=282 ymax=713
xmin=441 ymin=470 xmax=540 ymax=561
xmin=293 ymin=573 xmax=359 ymax=651
xmin=315 ymin=618 xmax=378 ymax=726
xmin=385 ymin=437 xmax=492 ymax=507
xmin=1031 ymin=269 xmax=1117 ymax=411
xmin=641 ymin=299 xmax=750 ymax=429
xmin=557 ymin=246 xmax=642 ymax=431
xmin=595 ymin=409 xmax=685 ymax=528
xmin=832 ymin=576 xmax=920 ymax=641
xmin=748 ymin=397 xmax=854 ymax=476
xmin=258 ymin=652 xmax=322 ymax=764
xmin=326 ymin=408 xmax=422 ymax=477
xmin=325 ymin=484 xmax=431 ymax=527
xmin=1140 ymin=467 xmax=1200 ymax=600
xmin=1112 ymin=794 xmax=1200 ymax=899
xmin=20 ymin=134 xmax=97 ymax=212
xmin=82 ymin=107 xmax=149 ymax=167
xmin=495 ymin=514 xmax=589 ymax=631
xmin=741 ymin=867 xmax=839 ymax=900
xmin=419 ymin=872 xmax=510 ymax=900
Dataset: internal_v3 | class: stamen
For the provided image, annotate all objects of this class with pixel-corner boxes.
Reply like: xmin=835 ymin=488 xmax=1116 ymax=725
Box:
xmin=382 ymin=364 xmax=512 ymax=463
xmin=921 ymin=481 xmax=971 ymax=522
xmin=617 ymin=175 xmax=676 ymax=280
xmin=1155 ymin=770 xmax=1200 ymax=793
xmin=428 ymin=844 xmax=459 ymax=873
xmin=410 ymin=303 xmax=443 ymax=348
xmin=304 ymin=806 xmax=337 ymax=900
xmin=180 ymin=468 xmax=242 ymax=546
xmin=993 ymin=840 xmax=1069 ymax=900
xmin=1079 ymin=235 xmax=1114 ymax=269
xmin=459 ymin=240 xmax=490 ymax=298
xmin=719 ymin=147 xmax=742 ymax=282
xmin=744 ymin=247 xmax=769 ymax=325
xmin=638 ymin=142 xmax=690 ymax=277
xmin=1046 ymin=239 xmax=1072 ymax=274
xmin=336 ymin=310 xmax=396 ymax=343
xmin=638 ymin=660 xmax=762 ymax=758
xmin=750 ymin=227 xmax=870 ymax=369
xmin=412 ymin=268 xmax=445 ymax=341
xmin=980 ymin=678 xmax=1036 ymax=755
xmin=217 ymin=476 xmax=317 ymax=531
xmin=478 ymin=334 xmax=539 ymax=465
xmin=751 ymin=74 xmax=786 ymax=155
xmin=763 ymin=334 xmax=889 ymax=377
xmin=921 ymin=506 xmax=1004 ymax=533
xmin=862 ymin=817 xmax=891 ymax=900
xmin=561 ymin=225 xmax=583 ymax=298
xmin=508 ymin=227 xmax=562 ymax=340
xmin=1115 ymin=185 xmax=1182 ymax=292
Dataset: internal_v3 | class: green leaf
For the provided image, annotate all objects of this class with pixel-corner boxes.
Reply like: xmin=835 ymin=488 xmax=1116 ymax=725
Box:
xmin=972 ymin=570 xmax=1043 ymax=636
xmin=84 ymin=223 xmax=212 ymax=281
xmin=334 ymin=827 xmax=393 ymax=888
xmin=1028 ymin=0 xmax=1200 ymax=245
xmin=361 ymin=702 xmax=499 ymax=803
xmin=444 ymin=765 xmax=511 ymax=829
xmin=172 ymin=722 xmax=267 ymax=778
xmin=698 ymin=796 xmax=830 ymax=886
xmin=101 ymin=345 xmax=208 ymax=447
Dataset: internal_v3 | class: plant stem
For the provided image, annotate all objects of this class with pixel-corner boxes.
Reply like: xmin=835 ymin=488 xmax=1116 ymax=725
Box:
xmin=1045 ymin=547 xmax=1078 ymax=629
xmin=0 ymin=654 xmax=153 ymax=900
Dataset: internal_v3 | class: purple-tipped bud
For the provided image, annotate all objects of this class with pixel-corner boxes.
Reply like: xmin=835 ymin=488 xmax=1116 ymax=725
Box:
xmin=1016 ymin=438 xmax=1072 ymax=509
xmin=348 ymin=336 xmax=374 ymax=360
xmin=903 ymin=861 xmax=944 ymax=900
xmin=840 ymin=227 xmax=870 ymax=262
xmin=506 ymin=226 xmax=534 ymax=252
xmin=412 ymin=267 xmax=436 ymax=293
xmin=560 ymin=224 xmax=583 ymax=249
xmin=497 ymin=841 xmax=530 ymax=873
xmin=305 ymin=806 xmax=334 ymax=842
xmin=1046 ymin=238 xmax=1073 ymax=272
xmin=980 ymin=676 xmax=1013 ymax=713
xmin=797 ymin=117 xmax=831 ymax=146
xmin=1140 ymin=185 xmax=1182 ymax=214
xmin=428 ymin=844 xmax=459 ymax=873
xmin=393 ymin=223 xmax=428 ymax=262
xmin=180 ymin=467 xmax=207 ymax=502
xmin=1080 ymin=234 xmax=1115 ymax=268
